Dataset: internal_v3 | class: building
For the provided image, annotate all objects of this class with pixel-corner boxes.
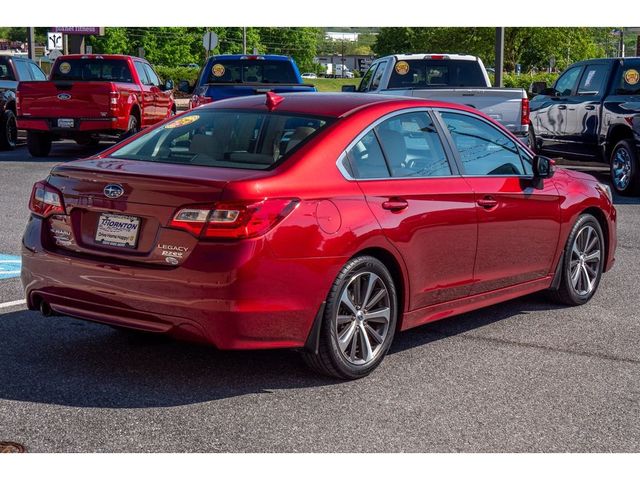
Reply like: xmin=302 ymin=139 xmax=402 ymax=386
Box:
xmin=315 ymin=54 xmax=375 ymax=74
xmin=325 ymin=32 xmax=359 ymax=42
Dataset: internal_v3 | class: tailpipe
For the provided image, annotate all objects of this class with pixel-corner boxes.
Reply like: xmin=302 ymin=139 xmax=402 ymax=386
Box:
xmin=39 ymin=301 xmax=54 ymax=317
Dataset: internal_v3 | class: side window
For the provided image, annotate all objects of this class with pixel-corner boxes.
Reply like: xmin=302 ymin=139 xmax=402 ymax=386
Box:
xmin=13 ymin=60 xmax=32 ymax=80
xmin=577 ymin=64 xmax=609 ymax=96
xmin=554 ymin=66 xmax=583 ymax=96
xmin=369 ymin=61 xmax=387 ymax=91
xmin=440 ymin=111 xmax=526 ymax=176
xmin=27 ymin=62 xmax=47 ymax=81
xmin=0 ymin=58 xmax=15 ymax=80
xmin=375 ymin=111 xmax=452 ymax=177
xmin=143 ymin=64 xmax=161 ymax=86
xmin=134 ymin=61 xmax=151 ymax=85
xmin=346 ymin=130 xmax=390 ymax=179
xmin=358 ymin=64 xmax=378 ymax=92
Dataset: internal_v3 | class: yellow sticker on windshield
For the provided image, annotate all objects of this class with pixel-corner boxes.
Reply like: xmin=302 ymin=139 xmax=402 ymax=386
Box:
xmin=212 ymin=63 xmax=225 ymax=77
xmin=395 ymin=61 xmax=410 ymax=75
xmin=59 ymin=62 xmax=71 ymax=74
xmin=164 ymin=115 xmax=200 ymax=129
xmin=624 ymin=69 xmax=639 ymax=85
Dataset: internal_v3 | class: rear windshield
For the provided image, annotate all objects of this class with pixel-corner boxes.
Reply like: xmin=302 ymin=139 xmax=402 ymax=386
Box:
xmin=51 ymin=59 xmax=133 ymax=82
xmin=611 ymin=60 xmax=640 ymax=95
xmin=110 ymin=110 xmax=330 ymax=170
xmin=205 ymin=60 xmax=298 ymax=84
xmin=387 ymin=59 xmax=487 ymax=89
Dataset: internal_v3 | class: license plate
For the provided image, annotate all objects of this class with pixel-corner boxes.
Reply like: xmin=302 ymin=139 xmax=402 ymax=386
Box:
xmin=95 ymin=214 xmax=140 ymax=248
xmin=57 ymin=118 xmax=74 ymax=128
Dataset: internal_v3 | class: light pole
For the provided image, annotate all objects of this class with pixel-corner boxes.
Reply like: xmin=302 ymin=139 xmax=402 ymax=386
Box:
xmin=495 ymin=27 xmax=504 ymax=87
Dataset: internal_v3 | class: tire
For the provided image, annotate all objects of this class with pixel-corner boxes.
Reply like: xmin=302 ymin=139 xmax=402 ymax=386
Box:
xmin=528 ymin=126 xmax=538 ymax=154
xmin=610 ymin=139 xmax=640 ymax=196
xmin=302 ymin=256 xmax=398 ymax=379
xmin=26 ymin=131 xmax=52 ymax=157
xmin=120 ymin=114 xmax=139 ymax=141
xmin=549 ymin=214 xmax=605 ymax=306
xmin=0 ymin=109 xmax=18 ymax=150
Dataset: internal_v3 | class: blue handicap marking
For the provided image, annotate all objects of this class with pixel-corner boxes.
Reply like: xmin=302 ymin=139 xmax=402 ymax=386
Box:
xmin=0 ymin=254 xmax=21 ymax=280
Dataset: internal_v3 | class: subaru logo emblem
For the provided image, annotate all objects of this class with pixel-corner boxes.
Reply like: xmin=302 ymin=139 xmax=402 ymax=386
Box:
xmin=57 ymin=93 xmax=71 ymax=101
xmin=103 ymin=184 xmax=124 ymax=199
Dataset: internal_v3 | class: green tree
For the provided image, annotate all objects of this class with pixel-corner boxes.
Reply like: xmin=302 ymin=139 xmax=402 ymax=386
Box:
xmin=257 ymin=27 xmax=321 ymax=71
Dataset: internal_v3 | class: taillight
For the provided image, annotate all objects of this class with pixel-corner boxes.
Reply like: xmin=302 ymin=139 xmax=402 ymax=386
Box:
xmin=189 ymin=95 xmax=213 ymax=109
xmin=29 ymin=181 xmax=66 ymax=218
xmin=169 ymin=198 xmax=299 ymax=240
xmin=521 ymin=97 xmax=530 ymax=126
xmin=15 ymin=91 xmax=21 ymax=115
xmin=109 ymin=90 xmax=120 ymax=108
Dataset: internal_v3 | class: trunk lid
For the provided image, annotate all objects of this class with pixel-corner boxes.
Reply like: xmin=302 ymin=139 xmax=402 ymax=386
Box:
xmin=43 ymin=158 xmax=266 ymax=265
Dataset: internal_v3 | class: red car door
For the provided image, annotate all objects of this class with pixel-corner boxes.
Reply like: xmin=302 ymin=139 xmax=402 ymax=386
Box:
xmin=437 ymin=110 xmax=562 ymax=294
xmin=133 ymin=60 xmax=156 ymax=126
xmin=345 ymin=110 xmax=477 ymax=310
xmin=143 ymin=63 xmax=172 ymax=120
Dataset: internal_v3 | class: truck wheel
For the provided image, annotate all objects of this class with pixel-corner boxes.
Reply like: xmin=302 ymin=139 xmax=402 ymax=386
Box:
xmin=528 ymin=127 xmax=538 ymax=154
xmin=120 ymin=115 xmax=139 ymax=141
xmin=26 ymin=131 xmax=52 ymax=157
xmin=301 ymin=256 xmax=397 ymax=380
xmin=0 ymin=109 xmax=18 ymax=150
xmin=610 ymin=139 xmax=640 ymax=196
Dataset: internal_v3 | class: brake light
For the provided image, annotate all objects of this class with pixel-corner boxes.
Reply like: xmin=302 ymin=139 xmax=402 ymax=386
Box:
xmin=190 ymin=94 xmax=213 ymax=109
xmin=169 ymin=198 xmax=299 ymax=240
xmin=425 ymin=55 xmax=449 ymax=60
xmin=29 ymin=181 xmax=66 ymax=218
xmin=521 ymin=97 xmax=530 ymax=126
xmin=15 ymin=91 xmax=21 ymax=115
xmin=109 ymin=84 xmax=120 ymax=107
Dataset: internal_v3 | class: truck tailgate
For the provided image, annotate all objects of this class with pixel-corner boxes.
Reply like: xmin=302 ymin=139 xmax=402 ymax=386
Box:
xmin=18 ymin=81 xmax=116 ymax=118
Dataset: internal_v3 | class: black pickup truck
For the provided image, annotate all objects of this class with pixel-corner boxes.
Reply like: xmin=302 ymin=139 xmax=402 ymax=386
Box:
xmin=0 ymin=55 xmax=47 ymax=150
xmin=529 ymin=57 xmax=640 ymax=195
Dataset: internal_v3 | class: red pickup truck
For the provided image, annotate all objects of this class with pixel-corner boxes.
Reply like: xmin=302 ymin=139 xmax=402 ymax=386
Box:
xmin=17 ymin=54 xmax=176 ymax=157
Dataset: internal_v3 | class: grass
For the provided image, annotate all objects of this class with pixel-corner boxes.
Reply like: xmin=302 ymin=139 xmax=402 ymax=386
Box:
xmin=304 ymin=78 xmax=360 ymax=92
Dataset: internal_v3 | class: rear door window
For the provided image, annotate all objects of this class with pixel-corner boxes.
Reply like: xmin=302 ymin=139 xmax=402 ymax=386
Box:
xmin=143 ymin=64 xmax=161 ymax=86
xmin=13 ymin=59 xmax=32 ymax=81
xmin=51 ymin=59 xmax=133 ymax=82
xmin=577 ymin=64 xmax=609 ymax=96
xmin=134 ymin=61 xmax=150 ymax=85
xmin=357 ymin=63 xmax=378 ymax=92
xmin=28 ymin=62 xmax=47 ymax=81
xmin=369 ymin=61 xmax=387 ymax=91
xmin=110 ymin=110 xmax=330 ymax=170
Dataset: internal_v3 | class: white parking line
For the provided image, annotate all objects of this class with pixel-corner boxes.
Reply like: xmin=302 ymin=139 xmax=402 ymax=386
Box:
xmin=0 ymin=299 xmax=27 ymax=309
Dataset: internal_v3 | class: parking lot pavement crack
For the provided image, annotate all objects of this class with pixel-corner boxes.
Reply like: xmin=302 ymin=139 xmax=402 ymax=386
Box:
xmin=432 ymin=329 xmax=640 ymax=366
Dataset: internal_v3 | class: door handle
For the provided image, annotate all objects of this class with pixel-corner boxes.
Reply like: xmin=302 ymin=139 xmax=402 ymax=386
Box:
xmin=477 ymin=196 xmax=498 ymax=209
xmin=585 ymin=105 xmax=595 ymax=110
xmin=382 ymin=198 xmax=409 ymax=211
xmin=557 ymin=105 xmax=567 ymax=110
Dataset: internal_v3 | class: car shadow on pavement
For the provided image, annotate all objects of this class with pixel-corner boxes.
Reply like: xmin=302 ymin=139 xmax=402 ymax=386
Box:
xmin=0 ymin=292 xmax=568 ymax=409
xmin=0 ymin=142 xmax=114 ymax=162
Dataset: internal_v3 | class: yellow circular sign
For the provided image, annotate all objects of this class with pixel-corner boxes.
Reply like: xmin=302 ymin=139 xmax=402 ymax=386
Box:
xmin=624 ymin=69 xmax=639 ymax=86
xmin=395 ymin=61 xmax=410 ymax=75
xmin=59 ymin=62 xmax=71 ymax=74
xmin=212 ymin=64 xmax=225 ymax=77
xmin=164 ymin=115 xmax=200 ymax=129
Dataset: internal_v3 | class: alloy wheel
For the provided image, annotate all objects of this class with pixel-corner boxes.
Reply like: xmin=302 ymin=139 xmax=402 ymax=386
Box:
xmin=569 ymin=225 xmax=602 ymax=296
xmin=612 ymin=146 xmax=632 ymax=191
xmin=6 ymin=114 xmax=17 ymax=147
xmin=335 ymin=271 xmax=391 ymax=366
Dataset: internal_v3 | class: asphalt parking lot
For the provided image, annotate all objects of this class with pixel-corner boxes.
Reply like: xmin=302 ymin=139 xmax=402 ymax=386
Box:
xmin=1 ymin=140 xmax=639 ymax=452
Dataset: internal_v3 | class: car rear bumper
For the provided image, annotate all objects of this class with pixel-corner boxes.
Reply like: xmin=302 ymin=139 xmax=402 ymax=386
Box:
xmin=17 ymin=117 xmax=126 ymax=135
xmin=21 ymin=216 xmax=344 ymax=350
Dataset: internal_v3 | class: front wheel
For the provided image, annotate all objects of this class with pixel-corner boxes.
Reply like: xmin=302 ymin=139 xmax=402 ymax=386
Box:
xmin=610 ymin=139 xmax=640 ymax=196
xmin=0 ymin=109 xmax=18 ymax=150
xmin=549 ymin=214 xmax=604 ymax=306
xmin=302 ymin=256 xmax=398 ymax=379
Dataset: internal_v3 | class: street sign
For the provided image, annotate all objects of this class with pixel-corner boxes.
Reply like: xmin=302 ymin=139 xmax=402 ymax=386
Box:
xmin=202 ymin=31 xmax=218 ymax=51
xmin=52 ymin=27 xmax=104 ymax=36
xmin=47 ymin=32 xmax=63 ymax=51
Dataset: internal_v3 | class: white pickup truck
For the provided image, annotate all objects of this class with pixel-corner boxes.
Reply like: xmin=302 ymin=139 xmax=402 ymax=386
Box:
xmin=343 ymin=54 xmax=530 ymax=142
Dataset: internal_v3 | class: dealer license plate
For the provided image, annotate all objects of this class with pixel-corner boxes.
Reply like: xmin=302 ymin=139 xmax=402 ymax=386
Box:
xmin=95 ymin=214 xmax=140 ymax=248
xmin=57 ymin=118 xmax=74 ymax=128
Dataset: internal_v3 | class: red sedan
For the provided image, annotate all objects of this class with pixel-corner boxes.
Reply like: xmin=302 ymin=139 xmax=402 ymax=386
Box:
xmin=21 ymin=93 xmax=617 ymax=379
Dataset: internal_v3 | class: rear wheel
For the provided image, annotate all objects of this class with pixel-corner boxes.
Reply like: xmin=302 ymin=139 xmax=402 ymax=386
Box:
xmin=549 ymin=214 xmax=604 ymax=306
xmin=610 ymin=139 xmax=640 ymax=196
xmin=26 ymin=131 xmax=52 ymax=157
xmin=302 ymin=256 xmax=397 ymax=379
xmin=0 ymin=109 xmax=18 ymax=150
xmin=120 ymin=114 xmax=139 ymax=141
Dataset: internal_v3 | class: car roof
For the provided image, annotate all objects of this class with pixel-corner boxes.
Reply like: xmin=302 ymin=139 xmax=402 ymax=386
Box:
xmin=377 ymin=53 xmax=478 ymax=62
xmin=206 ymin=54 xmax=291 ymax=62
xmin=200 ymin=92 xmax=477 ymax=119
xmin=568 ymin=57 xmax=640 ymax=67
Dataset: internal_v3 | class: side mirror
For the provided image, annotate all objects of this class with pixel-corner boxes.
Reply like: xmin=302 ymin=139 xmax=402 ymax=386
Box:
xmin=529 ymin=81 xmax=548 ymax=96
xmin=341 ymin=85 xmax=356 ymax=92
xmin=164 ymin=79 xmax=174 ymax=91
xmin=178 ymin=79 xmax=193 ymax=94
xmin=533 ymin=155 xmax=554 ymax=179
